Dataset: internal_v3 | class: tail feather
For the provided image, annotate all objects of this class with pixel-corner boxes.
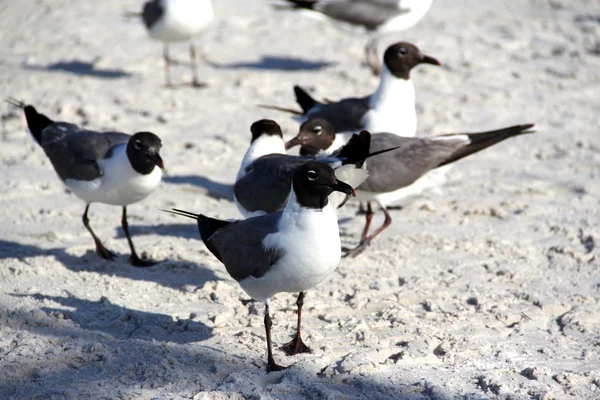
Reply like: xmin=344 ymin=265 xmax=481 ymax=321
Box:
xmin=438 ymin=124 xmax=536 ymax=167
xmin=164 ymin=208 xmax=231 ymax=262
xmin=282 ymin=0 xmax=317 ymax=9
xmin=335 ymin=131 xmax=371 ymax=167
xmin=6 ymin=98 xmax=55 ymax=145
xmin=334 ymin=130 xmax=401 ymax=168
xmin=294 ymin=85 xmax=318 ymax=114
xmin=257 ymin=104 xmax=304 ymax=115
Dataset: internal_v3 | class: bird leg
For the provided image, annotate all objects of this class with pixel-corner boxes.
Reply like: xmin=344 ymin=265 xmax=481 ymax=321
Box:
xmin=347 ymin=205 xmax=392 ymax=258
xmin=365 ymin=36 xmax=382 ymax=76
xmin=265 ymin=303 xmax=287 ymax=372
xmin=360 ymin=202 xmax=374 ymax=243
xmin=280 ymin=291 xmax=312 ymax=356
xmin=163 ymin=44 xmax=172 ymax=87
xmin=82 ymin=205 xmax=115 ymax=261
xmin=189 ymin=43 xmax=207 ymax=88
xmin=121 ymin=207 xmax=157 ymax=267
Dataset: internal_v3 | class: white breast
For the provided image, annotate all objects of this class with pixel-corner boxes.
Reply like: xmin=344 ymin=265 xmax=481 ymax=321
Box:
xmin=240 ymin=191 xmax=341 ymax=301
xmin=65 ymin=144 xmax=162 ymax=206
xmin=148 ymin=0 xmax=213 ymax=42
xmin=236 ymin=135 xmax=286 ymax=181
xmin=363 ymin=66 xmax=417 ymax=136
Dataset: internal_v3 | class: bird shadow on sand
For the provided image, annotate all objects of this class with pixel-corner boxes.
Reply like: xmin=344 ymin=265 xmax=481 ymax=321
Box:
xmin=0 ymin=240 xmax=221 ymax=290
xmin=206 ymin=55 xmax=334 ymax=71
xmin=22 ymin=59 xmax=131 ymax=78
xmin=0 ymin=297 xmax=453 ymax=399
xmin=163 ymin=174 xmax=234 ymax=201
xmin=9 ymin=292 xmax=212 ymax=344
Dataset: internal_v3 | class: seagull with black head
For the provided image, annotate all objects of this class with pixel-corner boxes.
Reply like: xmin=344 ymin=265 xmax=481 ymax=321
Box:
xmin=265 ymin=42 xmax=440 ymax=144
xmin=8 ymin=98 xmax=165 ymax=266
xmin=166 ymin=162 xmax=355 ymax=372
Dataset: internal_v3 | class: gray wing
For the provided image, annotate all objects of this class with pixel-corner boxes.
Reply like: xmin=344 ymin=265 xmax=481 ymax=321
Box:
xmin=307 ymin=97 xmax=371 ymax=132
xmin=41 ymin=126 xmax=131 ymax=182
xmin=359 ymin=133 xmax=468 ymax=193
xmin=317 ymin=0 xmax=407 ymax=30
xmin=209 ymin=212 xmax=285 ymax=282
xmin=234 ymin=154 xmax=313 ymax=214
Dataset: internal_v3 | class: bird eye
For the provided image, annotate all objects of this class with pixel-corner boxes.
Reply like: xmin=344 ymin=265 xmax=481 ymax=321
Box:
xmin=307 ymin=170 xmax=317 ymax=181
xmin=134 ymin=139 xmax=142 ymax=150
xmin=314 ymin=126 xmax=322 ymax=135
xmin=398 ymin=48 xmax=407 ymax=56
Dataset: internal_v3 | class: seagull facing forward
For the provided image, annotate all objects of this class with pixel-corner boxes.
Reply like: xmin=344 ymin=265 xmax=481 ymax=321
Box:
xmin=167 ymin=162 xmax=355 ymax=372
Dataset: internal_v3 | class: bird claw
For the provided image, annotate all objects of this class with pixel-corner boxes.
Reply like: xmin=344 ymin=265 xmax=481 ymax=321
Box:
xmin=96 ymin=245 xmax=116 ymax=261
xmin=267 ymin=362 xmax=288 ymax=373
xmin=280 ymin=337 xmax=312 ymax=356
xmin=129 ymin=255 xmax=159 ymax=267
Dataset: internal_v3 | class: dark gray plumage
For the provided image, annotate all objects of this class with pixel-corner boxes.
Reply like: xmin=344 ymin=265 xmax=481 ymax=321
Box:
xmin=294 ymin=86 xmax=371 ymax=133
xmin=234 ymin=154 xmax=312 ymax=215
xmin=197 ymin=211 xmax=285 ymax=282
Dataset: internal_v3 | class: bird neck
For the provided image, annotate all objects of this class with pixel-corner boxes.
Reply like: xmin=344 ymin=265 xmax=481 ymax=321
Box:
xmin=370 ymin=65 xmax=415 ymax=109
xmin=237 ymin=135 xmax=285 ymax=179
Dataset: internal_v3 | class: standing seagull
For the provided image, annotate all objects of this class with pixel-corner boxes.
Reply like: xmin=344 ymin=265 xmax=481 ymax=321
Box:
xmin=234 ymin=119 xmax=382 ymax=218
xmin=287 ymin=118 xmax=536 ymax=256
xmin=133 ymin=0 xmax=213 ymax=87
xmin=264 ymin=42 xmax=440 ymax=140
xmin=280 ymin=0 xmax=433 ymax=74
xmin=166 ymin=163 xmax=355 ymax=371
xmin=7 ymin=99 xmax=165 ymax=266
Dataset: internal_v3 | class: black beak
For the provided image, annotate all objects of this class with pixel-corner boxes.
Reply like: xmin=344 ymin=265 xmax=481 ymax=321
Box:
xmin=147 ymin=151 xmax=165 ymax=170
xmin=420 ymin=54 xmax=442 ymax=66
xmin=285 ymin=134 xmax=312 ymax=150
xmin=326 ymin=179 xmax=355 ymax=197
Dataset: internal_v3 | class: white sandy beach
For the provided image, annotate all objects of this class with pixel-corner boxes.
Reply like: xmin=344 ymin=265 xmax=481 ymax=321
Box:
xmin=1 ymin=0 xmax=599 ymax=398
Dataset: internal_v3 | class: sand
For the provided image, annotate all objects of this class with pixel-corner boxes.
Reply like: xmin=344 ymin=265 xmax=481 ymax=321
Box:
xmin=1 ymin=0 xmax=599 ymax=398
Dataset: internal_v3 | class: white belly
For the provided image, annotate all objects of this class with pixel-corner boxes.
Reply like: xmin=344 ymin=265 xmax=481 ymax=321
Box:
xmin=65 ymin=146 xmax=162 ymax=206
xmin=149 ymin=0 xmax=213 ymax=42
xmin=240 ymin=200 xmax=341 ymax=301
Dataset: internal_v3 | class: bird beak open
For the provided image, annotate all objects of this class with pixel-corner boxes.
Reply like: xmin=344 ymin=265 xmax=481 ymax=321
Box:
xmin=327 ymin=180 xmax=356 ymax=197
xmin=420 ymin=54 xmax=442 ymax=66
xmin=148 ymin=152 xmax=165 ymax=170
xmin=285 ymin=134 xmax=311 ymax=150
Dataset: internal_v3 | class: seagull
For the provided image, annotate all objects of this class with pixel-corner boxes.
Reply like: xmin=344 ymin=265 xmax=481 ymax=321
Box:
xmin=129 ymin=0 xmax=214 ymax=87
xmin=166 ymin=162 xmax=355 ymax=372
xmin=263 ymin=42 xmax=440 ymax=139
xmin=286 ymin=118 xmax=536 ymax=256
xmin=7 ymin=99 xmax=165 ymax=266
xmin=234 ymin=120 xmax=401 ymax=218
xmin=279 ymin=0 xmax=433 ymax=74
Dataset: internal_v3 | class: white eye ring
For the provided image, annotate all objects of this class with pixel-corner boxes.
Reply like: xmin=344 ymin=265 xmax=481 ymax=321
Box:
xmin=313 ymin=126 xmax=322 ymax=135
xmin=307 ymin=170 xmax=317 ymax=181
xmin=398 ymin=48 xmax=407 ymax=56
xmin=134 ymin=139 xmax=142 ymax=150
